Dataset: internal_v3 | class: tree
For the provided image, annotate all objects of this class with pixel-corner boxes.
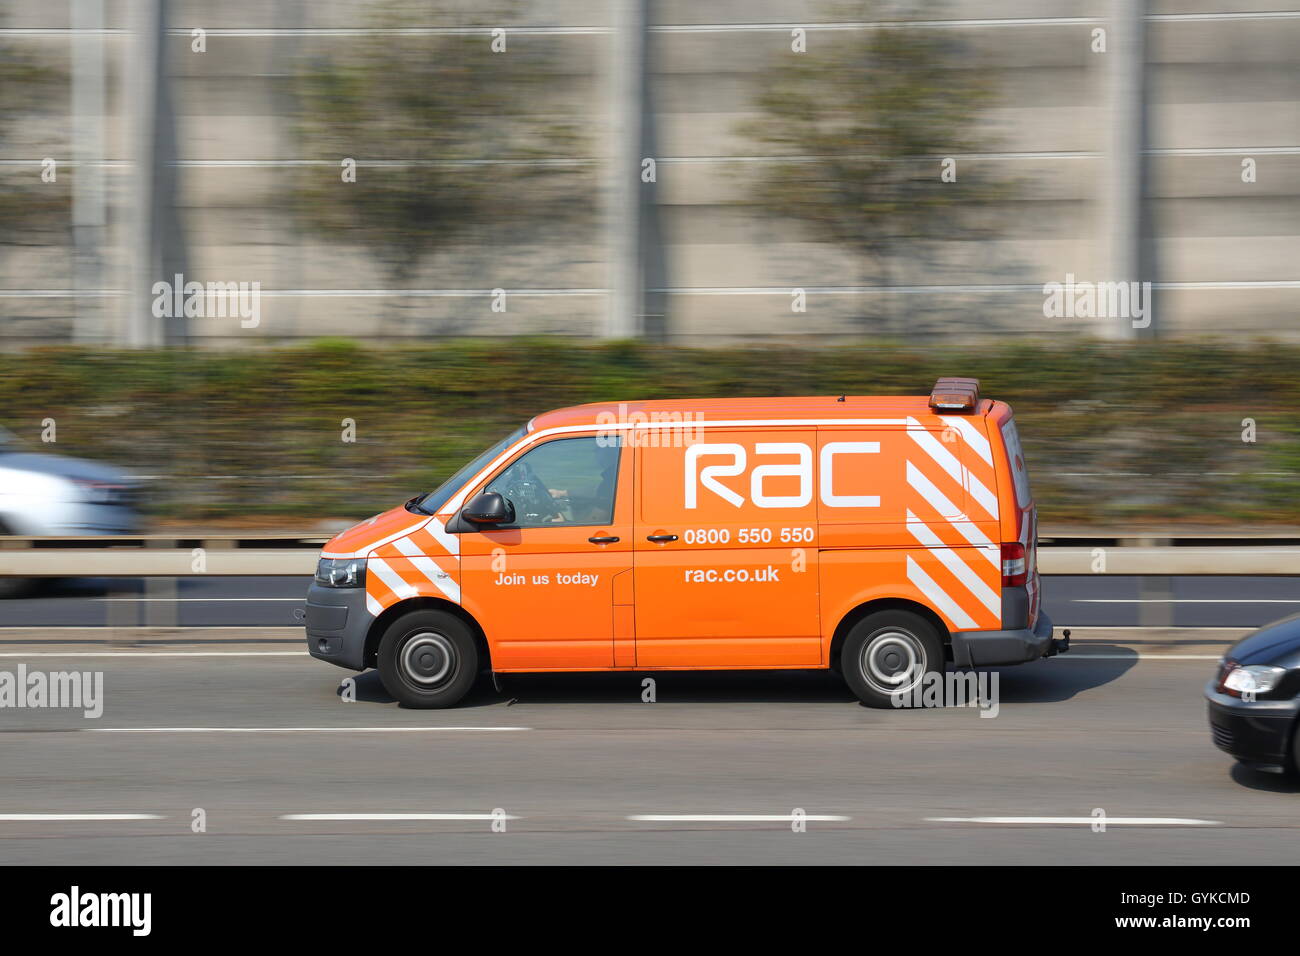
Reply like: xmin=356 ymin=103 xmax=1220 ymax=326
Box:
xmin=293 ymin=0 xmax=585 ymax=334
xmin=738 ymin=1 xmax=1014 ymax=333
xmin=0 ymin=23 xmax=70 ymax=249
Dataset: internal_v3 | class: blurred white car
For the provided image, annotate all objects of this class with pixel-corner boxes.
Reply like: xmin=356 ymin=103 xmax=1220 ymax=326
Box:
xmin=0 ymin=426 xmax=141 ymax=537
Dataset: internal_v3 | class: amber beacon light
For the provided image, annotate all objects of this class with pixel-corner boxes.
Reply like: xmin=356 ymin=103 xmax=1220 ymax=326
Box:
xmin=928 ymin=377 xmax=981 ymax=413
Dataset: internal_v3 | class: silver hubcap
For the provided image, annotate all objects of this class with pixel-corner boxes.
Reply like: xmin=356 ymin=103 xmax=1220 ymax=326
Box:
xmin=860 ymin=630 xmax=926 ymax=695
xmin=401 ymin=632 xmax=456 ymax=687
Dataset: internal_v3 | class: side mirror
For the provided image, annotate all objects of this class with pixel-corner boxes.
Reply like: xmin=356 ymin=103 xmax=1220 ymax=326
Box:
xmin=462 ymin=491 xmax=514 ymax=525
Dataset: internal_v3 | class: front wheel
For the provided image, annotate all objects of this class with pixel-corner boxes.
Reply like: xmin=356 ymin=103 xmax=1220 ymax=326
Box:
xmin=376 ymin=610 xmax=478 ymax=709
xmin=840 ymin=610 xmax=945 ymax=709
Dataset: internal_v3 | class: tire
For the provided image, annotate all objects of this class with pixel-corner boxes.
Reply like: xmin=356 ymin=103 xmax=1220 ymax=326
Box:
xmin=376 ymin=610 xmax=479 ymax=709
xmin=840 ymin=610 xmax=945 ymax=709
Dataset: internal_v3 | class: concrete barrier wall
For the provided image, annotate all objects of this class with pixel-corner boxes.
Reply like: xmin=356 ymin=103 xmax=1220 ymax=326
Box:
xmin=1 ymin=0 xmax=1296 ymax=343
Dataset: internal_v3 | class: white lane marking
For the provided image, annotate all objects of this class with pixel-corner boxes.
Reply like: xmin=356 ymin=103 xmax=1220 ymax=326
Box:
xmin=906 ymin=511 xmax=1001 ymax=617
xmin=1058 ymin=653 xmax=1222 ymax=660
xmin=82 ymin=597 xmax=303 ymax=603
xmin=928 ymin=816 xmax=1220 ymax=826
xmin=905 ymin=555 xmax=977 ymax=629
xmin=87 ymin=726 xmax=529 ymax=733
xmin=0 ymin=651 xmax=306 ymax=658
xmin=1074 ymin=599 xmax=1300 ymax=604
xmin=0 ymin=813 xmax=163 ymax=821
xmin=1050 ymin=625 xmax=1247 ymax=631
xmin=282 ymin=812 xmax=519 ymax=821
xmin=629 ymin=814 xmax=850 ymax=822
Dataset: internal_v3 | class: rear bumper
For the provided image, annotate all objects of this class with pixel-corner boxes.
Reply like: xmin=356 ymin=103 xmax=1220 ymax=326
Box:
xmin=304 ymin=584 xmax=371 ymax=671
xmin=950 ymin=610 xmax=1055 ymax=668
xmin=1205 ymin=686 xmax=1297 ymax=769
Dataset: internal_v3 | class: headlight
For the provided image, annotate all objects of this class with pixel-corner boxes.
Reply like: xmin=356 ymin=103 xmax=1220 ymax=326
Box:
xmin=315 ymin=557 xmax=366 ymax=589
xmin=1221 ymin=664 xmax=1286 ymax=698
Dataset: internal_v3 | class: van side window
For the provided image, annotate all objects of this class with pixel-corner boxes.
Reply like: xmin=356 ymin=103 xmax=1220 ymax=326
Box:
xmin=1000 ymin=420 xmax=1032 ymax=508
xmin=485 ymin=437 xmax=620 ymax=528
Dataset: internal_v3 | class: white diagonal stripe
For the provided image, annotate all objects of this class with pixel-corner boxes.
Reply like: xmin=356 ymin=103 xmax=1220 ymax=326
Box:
xmin=907 ymin=511 xmax=1001 ymax=619
xmin=939 ymin=415 xmax=993 ymax=465
xmin=967 ymin=474 xmax=999 ymax=519
xmin=392 ymin=536 xmax=461 ymax=603
xmin=905 ymin=555 xmax=977 ymax=630
xmin=365 ymin=594 xmax=384 ymax=617
xmin=369 ymin=557 xmax=418 ymax=600
xmin=906 ymin=462 xmax=1000 ymax=567
xmin=907 ymin=417 xmax=965 ymax=483
xmin=907 ymin=417 xmax=998 ymax=519
xmin=322 ymin=517 xmax=431 ymax=559
xmin=424 ymin=517 xmax=460 ymax=556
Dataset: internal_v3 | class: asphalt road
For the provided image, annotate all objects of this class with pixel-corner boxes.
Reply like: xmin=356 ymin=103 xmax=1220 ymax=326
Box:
xmin=0 ymin=641 xmax=1295 ymax=864
xmin=3 ymin=574 xmax=1298 ymax=628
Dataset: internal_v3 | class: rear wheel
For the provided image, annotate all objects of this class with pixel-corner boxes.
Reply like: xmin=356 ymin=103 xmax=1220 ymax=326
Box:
xmin=376 ymin=610 xmax=478 ymax=709
xmin=841 ymin=610 xmax=945 ymax=709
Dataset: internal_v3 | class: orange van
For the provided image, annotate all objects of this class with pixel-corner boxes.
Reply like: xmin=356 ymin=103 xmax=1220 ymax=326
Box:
xmin=305 ymin=378 xmax=1061 ymax=707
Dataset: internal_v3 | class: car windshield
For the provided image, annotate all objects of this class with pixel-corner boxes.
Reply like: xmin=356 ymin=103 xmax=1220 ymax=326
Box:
xmin=410 ymin=425 xmax=527 ymax=515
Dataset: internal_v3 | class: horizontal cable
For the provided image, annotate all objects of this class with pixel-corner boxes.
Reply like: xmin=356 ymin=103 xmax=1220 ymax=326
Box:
xmin=4 ymin=12 xmax=1300 ymax=38
xmin=5 ymin=281 xmax=1299 ymax=299
xmin=3 ymin=147 xmax=1298 ymax=168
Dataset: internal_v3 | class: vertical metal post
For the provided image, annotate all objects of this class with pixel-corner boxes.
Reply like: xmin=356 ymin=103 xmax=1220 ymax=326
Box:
xmin=71 ymin=0 xmax=107 ymax=344
xmin=604 ymin=0 xmax=646 ymax=339
xmin=1101 ymin=0 xmax=1153 ymax=339
xmin=125 ymin=0 xmax=164 ymax=346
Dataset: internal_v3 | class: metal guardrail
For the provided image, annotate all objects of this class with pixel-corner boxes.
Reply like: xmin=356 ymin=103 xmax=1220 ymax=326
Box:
xmin=2 ymin=533 xmax=1300 ymax=576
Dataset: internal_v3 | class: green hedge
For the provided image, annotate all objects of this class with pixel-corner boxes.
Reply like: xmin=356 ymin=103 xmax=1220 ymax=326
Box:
xmin=2 ymin=339 xmax=1296 ymax=528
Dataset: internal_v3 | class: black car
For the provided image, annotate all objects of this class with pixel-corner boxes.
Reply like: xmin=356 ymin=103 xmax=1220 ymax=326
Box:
xmin=1206 ymin=613 xmax=1300 ymax=774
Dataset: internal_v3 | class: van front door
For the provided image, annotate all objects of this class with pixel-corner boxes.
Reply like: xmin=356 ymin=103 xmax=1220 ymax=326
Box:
xmin=458 ymin=435 xmax=632 ymax=670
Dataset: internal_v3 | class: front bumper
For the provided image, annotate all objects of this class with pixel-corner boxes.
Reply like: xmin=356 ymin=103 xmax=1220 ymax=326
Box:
xmin=1205 ymin=684 xmax=1298 ymax=769
xmin=950 ymin=610 xmax=1055 ymax=668
xmin=304 ymin=583 xmax=371 ymax=671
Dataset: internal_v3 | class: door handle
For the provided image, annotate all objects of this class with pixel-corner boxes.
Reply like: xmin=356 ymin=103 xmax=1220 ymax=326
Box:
xmin=646 ymin=534 xmax=678 ymax=543
xmin=588 ymin=535 xmax=620 ymax=544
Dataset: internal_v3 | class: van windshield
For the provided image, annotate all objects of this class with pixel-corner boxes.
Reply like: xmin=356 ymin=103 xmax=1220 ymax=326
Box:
xmin=410 ymin=425 xmax=527 ymax=515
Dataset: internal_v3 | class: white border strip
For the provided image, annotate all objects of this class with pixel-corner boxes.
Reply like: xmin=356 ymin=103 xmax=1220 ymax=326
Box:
xmin=928 ymin=816 xmax=1220 ymax=825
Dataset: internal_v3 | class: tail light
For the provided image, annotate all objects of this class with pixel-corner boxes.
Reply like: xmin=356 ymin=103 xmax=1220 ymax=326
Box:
xmin=1001 ymin=542 xmax=1027 ymax=587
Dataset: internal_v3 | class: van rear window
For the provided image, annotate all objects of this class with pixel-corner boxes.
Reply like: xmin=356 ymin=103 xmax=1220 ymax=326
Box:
xmin=1000 ymin=420 xmax=1032 ymax=508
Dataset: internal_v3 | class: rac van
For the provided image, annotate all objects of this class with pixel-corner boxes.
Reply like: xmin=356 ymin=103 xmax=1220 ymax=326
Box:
xmin=305 ymin=377 xmax=1061 ymax=708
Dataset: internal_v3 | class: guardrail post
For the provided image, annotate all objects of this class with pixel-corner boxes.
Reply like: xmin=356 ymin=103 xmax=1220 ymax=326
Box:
xmin=106 ymin=581 xmax=139 ymax=645
xmin=145 ymin=575 xmax=177 ymax=631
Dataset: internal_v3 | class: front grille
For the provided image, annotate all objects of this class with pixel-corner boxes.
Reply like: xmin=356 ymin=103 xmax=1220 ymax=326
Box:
xmin=1211 ymin=723 xmax=1235 ymax=750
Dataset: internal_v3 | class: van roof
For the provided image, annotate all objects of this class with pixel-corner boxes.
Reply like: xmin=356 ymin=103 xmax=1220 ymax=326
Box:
xmin=530 ymin=396 xmax=994 ymax=431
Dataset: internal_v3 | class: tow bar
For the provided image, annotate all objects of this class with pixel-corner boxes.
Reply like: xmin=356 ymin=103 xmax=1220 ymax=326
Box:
xmin=1047 ymin=628 xmax=1071 ymax=657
